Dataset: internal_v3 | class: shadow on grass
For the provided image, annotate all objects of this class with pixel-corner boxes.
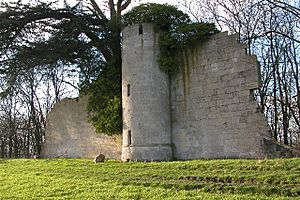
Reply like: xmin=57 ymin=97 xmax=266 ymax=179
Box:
xmin=0 ymin=159 xmax=7 ymax=164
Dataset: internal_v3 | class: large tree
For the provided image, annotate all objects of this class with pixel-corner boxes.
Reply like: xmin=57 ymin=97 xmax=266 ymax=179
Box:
xmin=0 ymin=0 xmax=132 ymax=156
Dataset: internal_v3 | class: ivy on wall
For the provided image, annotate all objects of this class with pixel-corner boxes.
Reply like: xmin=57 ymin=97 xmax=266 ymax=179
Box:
xmin=123 ymin=3 xmax=220 ymax=74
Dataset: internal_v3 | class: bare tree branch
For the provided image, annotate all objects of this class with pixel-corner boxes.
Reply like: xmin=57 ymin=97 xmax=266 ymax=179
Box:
xmin=89 ymin=0 xmax=107 ymax=19
xmin=266 ymin=0 xmax=300 ymax=18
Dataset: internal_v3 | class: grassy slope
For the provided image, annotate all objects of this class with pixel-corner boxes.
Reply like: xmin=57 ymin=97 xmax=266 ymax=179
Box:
xmin=0 ymin=158 xmax=299 ymax=199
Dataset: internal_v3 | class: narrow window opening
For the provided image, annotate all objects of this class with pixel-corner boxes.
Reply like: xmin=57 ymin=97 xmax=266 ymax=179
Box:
xmin=139 ymin=24 xmax=143 ymax=35
xmin=128 ymin=130 xmax=131 ymax=146
xmin=249 ymin=89 xmax=255 ymax=101
xmin=127 ymin=84 xmax=130 ymax=96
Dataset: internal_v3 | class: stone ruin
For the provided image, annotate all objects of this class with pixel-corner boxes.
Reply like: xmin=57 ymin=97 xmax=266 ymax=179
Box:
xmin=42 ymin=23 xmax=300 ymax=160
xmin=41 ymin=96 xmax=121 ymax=159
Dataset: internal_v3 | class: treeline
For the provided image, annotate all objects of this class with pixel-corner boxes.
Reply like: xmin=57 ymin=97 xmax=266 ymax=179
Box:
xmin=0 ymin=67 xmax=79 ymax=158
xmin=0 ymin=0 xmax=129 ymax=158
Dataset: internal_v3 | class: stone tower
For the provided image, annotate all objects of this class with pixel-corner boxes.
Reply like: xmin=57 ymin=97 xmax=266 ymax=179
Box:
xmin=121 ymin=23 xmax=173 ymax=161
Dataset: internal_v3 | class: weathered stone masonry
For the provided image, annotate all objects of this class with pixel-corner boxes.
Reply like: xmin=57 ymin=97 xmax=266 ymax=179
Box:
xmin=121 ymin=23 xmax=298 ymax=161
xmin=41 ymin=96 xmax=121 ymax=159
xmin=170 ymin=32 xmax=268 ymax=159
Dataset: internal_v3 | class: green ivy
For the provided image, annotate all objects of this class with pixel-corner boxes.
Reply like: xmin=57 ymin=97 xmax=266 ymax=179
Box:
xmin=84 ymin=59 xmax=122 ymax=136
xmin=89 ymin=96 xmax=122 ymax=136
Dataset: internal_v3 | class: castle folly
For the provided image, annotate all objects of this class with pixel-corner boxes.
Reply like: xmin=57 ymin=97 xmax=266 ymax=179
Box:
xmin=121 ymin=23 xmax=292 ymax=161
xmin=42 ymin=23 xmax=298 ymax=160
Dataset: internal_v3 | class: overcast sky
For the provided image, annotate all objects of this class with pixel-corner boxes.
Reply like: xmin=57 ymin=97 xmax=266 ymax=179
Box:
xmin=64 ymin=0 xmax=179 ymax=7
xmin=128 ymin=0 xmax=181 ymax=12
xmin=7 ymin=0 xmax=179 ymax=6
xmin=98 ymin=0 xmax=180 ymax=11
xmin=132 ymin=0 xmax=178 ymax=5
xmin=33 ymin=0 xmax=182 ymax=14
xmin=3 ymin=0 xmax=182 ymax=14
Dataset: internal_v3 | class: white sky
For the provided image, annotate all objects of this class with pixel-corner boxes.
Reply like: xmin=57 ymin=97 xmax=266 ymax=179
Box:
xmin=92 ymin=0 xmax=181 ymax=13
xmin=6 ymin=0 xmax=182 ymax=15
xmin=132 ymin=0 xmax=178 ymax=5
xmin=2 ymin=0 xmax=183 ymax=16
xmin=61 ymin=0 xmax=179 ymax=7
xmin=127 ymin=0 xmax=181 ymax=13
xmin=5 ymin=0 xmax=179 ymax=7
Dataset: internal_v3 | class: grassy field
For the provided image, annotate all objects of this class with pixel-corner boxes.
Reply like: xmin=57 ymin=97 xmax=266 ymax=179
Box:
xmin=0 ymin=158 xmax=299 ymax=199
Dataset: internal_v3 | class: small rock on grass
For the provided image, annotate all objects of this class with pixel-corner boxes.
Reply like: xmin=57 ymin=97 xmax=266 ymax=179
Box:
xmin=93 ymin=154 xmax=105 ymax=163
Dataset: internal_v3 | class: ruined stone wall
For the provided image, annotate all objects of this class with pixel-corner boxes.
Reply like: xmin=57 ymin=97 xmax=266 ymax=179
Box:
xmin=170 ymin=32 xmax=270 ymax=159
xmin=41 ymin=96 xmax=121 ymax=159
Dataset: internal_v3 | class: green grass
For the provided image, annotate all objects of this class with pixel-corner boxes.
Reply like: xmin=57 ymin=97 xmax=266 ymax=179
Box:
xmin=0 ymin=158 xmax=300 ymax=199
